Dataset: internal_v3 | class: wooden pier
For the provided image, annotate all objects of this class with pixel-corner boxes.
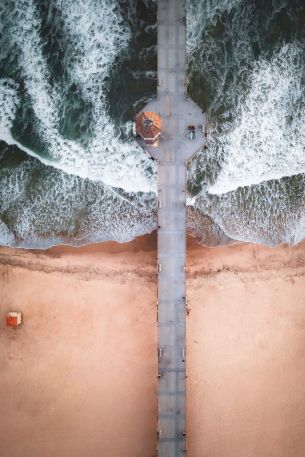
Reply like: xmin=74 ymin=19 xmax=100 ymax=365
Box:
xmin=136 ymin=0 xmax=205 ymax=455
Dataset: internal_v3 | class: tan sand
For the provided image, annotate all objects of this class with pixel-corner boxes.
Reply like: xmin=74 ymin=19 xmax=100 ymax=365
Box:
xmin=186 ymin=238 xmax=305 ymax=457
xmin=1 ymin=234 xmax=305 ymax=457
xmin=0 ymin=235 xmax=157 ymax=457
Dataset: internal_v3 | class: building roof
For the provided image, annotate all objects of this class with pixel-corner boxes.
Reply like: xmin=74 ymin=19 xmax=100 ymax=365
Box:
xmin=136 ymin=112 xmax=162 ymax=141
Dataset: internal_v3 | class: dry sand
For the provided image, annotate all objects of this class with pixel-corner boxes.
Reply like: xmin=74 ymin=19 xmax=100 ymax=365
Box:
xmin=186 ymin=238 xmax=305 ymax=457
xmin=0 ymin=234 xmax=305 ymax=457
xmin=0 ymin=235 xmax=157 ymax=457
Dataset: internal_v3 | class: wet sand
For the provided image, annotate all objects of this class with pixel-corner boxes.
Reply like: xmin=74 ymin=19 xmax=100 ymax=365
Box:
xmin=1 ymin=234 xmax=305 ymax=456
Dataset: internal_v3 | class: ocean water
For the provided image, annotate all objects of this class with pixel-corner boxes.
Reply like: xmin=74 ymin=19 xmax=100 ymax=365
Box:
xmin=0 ymin=0 xmax=304 ymax=247
xmin=187 ymin=0 xmax=305 ymax=245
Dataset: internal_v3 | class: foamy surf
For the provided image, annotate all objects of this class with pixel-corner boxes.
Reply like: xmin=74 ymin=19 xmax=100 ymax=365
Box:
xmin=187 ymin=0 xmax=305 ymax=246
xmin=208 ymin=44 xmax=305 ymax=195
xmin=0 ymin=0 xmax=156 ymax=193
xmin=0 ymin=0 xmax=158 ymax=247
xmin=1 ymin=0 xmax=305 ymax=248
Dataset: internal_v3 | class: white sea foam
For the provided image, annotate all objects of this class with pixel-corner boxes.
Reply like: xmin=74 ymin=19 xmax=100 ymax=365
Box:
xmin=208 ymin=44 xmax=305 ymax=195
xmin=2 ymin=0 xmax=305 ymax=248
xmin=186 ymin=0 xmax=242 ymax=54
xmin=195 ymin=175 xmax=305 ymax=246
xmin=0 ymin=221 xmax=15 ymax=245
xmin=291 ymin=212 xmax=305 ymax=245
xmin=56 ymin=0 xmax=157 ymax=192
xmin=0 ymin=0 xmax=156 ymax=193
xmin=0 ymin=157 xmax=157 ymax=248
xmin=186 ymin=0 xmax=305 ymax=246
xmin=0 ymin=0 xmax=158 ymax=248
xmin=0 ymin=79 xmax=19 ymax=130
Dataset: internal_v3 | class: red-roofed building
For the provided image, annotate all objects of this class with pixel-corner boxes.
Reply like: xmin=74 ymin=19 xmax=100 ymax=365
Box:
xmin=135 ymin=112 xmax=162 ymax=146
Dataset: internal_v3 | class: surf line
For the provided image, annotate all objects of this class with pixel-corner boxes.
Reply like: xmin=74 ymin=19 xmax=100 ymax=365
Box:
xmin=134 ymin=0 xmax=206 ymax=455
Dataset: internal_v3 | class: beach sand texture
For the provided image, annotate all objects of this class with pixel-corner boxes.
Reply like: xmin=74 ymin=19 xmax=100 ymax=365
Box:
xmin=0 ymin=236 xmax=157 ymax=457
xmin=0 ymin=235 xmax=305 ymax=456
xmin=186 ymin=239 xmax=305 ymax=457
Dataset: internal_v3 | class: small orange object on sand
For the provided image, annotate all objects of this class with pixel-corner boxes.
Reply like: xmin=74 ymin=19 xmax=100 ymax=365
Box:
xmin=6 ymin=311 xmax=22 ymax=327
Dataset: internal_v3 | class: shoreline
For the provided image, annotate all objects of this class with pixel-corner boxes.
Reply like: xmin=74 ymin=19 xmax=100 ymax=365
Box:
xmin=1 ymin=229 xmax=302 ymax=256
xmin=2 ymin=228 xmax=301 ymax=257
xmin=1 ymin=232 xmax=304 ymax=284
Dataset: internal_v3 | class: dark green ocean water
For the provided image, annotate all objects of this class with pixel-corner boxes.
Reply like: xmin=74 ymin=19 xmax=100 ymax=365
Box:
xmin=0 ymin=0 xmax=305 ymax=247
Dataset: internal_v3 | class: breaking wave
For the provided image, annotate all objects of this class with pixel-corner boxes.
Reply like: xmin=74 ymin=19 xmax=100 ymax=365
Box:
xmin=187 ymin=0 xmax=305 ymax=246
xmin=0 ymin=0 xmax=156 ymax=192
xmin=209 ymin=44 xmax=305 ymax=195
xmin=1 ymin=0 xmax=305 ymax=248
xmin=0 ymin=0 xmax=158 ymax=247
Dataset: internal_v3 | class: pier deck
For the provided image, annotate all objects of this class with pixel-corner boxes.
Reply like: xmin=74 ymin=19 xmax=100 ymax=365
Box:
xmin=137 ymin=1 xmax=205 ymax=455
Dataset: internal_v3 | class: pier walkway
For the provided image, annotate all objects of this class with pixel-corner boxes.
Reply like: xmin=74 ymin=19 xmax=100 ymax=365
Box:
xmin=136 ymin=0 xmax=205 ymax=455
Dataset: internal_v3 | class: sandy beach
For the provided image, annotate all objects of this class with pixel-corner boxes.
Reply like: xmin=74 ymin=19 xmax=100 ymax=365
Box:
xmin=186 ymin=238 xmax=305 ymax=457
xmin=0 ymin=235 xmax=157 ymax=457
xmin=1 ymin=234 xmax=305 ymax=456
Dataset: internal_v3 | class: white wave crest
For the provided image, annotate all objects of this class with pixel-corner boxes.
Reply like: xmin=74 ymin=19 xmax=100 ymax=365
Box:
xmin=186 ymin=0 xmax=242 ymax=54
xmin=0 ymin=221 xmax=15 ymax=246
xmin=55 ymin=0 xmax=157 ymax=192
xmin=195 ymin=174 xmax=305 ymax=246
xmin=0 ymin=79 xmax=19 ymax=130
xmin=0 ymin=0 xmax=156 ymax=193
xmin=0 ymin=158 xmax=157 ymax=248
xmin=209 ymin=44 xmax=305 ymax=195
